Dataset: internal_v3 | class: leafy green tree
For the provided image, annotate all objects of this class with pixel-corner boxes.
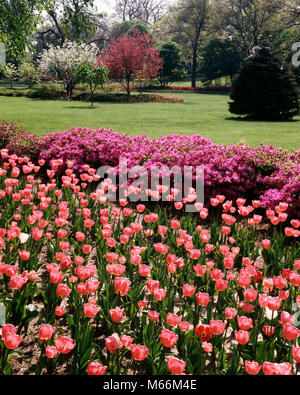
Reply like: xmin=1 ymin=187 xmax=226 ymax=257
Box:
xmin=268 ymin=28 xmax=300 ymax=84
xmin=111 ymin=20 xmax=150 ymax=39
xmin=0 ymin=0 xmax=45 ymax=59
xmin=158 ymin=41 xmax=186 ymax=86
xmin=214 ymin=0 xmax=300 ymax=55
xmin=155 ymin=0 xmax=210 ymax=88
xmin=199 ymin=38 xmax=244 ymax=83
xmin=77 ymin=62 xmax=108 ymax=107
xmin=37 ymin=0 xmax=103 ymax=49
xmin=229 ymin=46 xmax=299 ymax=120
xmin=18 ymin=61 xmax=41 ymax=88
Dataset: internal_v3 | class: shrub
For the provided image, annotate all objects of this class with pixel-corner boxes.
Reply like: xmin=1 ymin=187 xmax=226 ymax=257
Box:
xmin=1 ymin=121 xmax=298 ymax=214
xmin=18 ymin=61 xmax=41 ymax=88
xmin=25 ymin=83 xmax=66 ymax=99
xmin=38 ymin=127 xmax=300 ymax=215
xmin=0 ymin=120 xmax=41 ymax=160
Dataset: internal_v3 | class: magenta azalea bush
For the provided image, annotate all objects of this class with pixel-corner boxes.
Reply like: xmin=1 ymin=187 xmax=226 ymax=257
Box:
xmin=39 ymin=128 xmax=300 ymax=215
xmin=0 ymin=121 xmax=41 ymax=160
xmin=0 ymin=122 xmax=299 ymax=214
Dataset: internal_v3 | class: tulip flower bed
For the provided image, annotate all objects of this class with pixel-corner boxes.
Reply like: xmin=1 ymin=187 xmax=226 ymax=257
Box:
xmin=0 ymin=149 xmax=299 ymax=376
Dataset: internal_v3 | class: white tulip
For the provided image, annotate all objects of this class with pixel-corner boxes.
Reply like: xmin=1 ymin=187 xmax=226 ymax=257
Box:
xmin=19 ymin=232 xmax=29 ymax=244
xmin=265 ymin=307 xmax=278 ymax=320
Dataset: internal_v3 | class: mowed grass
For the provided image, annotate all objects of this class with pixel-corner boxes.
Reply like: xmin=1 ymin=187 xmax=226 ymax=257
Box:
xmin=0 ymin=93 xmax=299 ymax=150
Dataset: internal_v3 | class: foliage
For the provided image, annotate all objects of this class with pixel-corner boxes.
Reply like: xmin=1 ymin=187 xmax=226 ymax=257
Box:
xmin=38 ymin=0 xmax=101 ymax=48
xmin=155 ymin=0 xmax=210 ymax=88
xmin=0 ymin=0 xmax=45 ymax=58
xmin=111 ymin=20 xmax=150 ymax=39
xmin=77 ymin=62 xmax=108 ymax=107
xmin=213 ymin=0 xmax=300 ymax=55
xmin=199 ymin=38 xmax=244 ymax=82
xmin=158 ymin=41 xmax=186 ymax=86
xmin=18 ymin=61 xmax=42 ymax=89
xmin=229 ymin=47 xmax=300 ymax=120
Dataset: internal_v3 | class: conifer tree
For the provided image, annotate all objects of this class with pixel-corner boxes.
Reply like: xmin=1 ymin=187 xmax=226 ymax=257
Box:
xmin=229 ymin=47 xmax=299 ymax=120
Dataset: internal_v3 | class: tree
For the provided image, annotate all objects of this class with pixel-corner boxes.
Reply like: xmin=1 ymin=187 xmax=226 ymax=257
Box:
xmin=39 ymin=41 xmax=98 ymax=98
xmin=111 ymin=20 xmax=150 ymax=39
xmin=115 ymin=0 xmax=168 ymax=25
xmin=3 ymin=63 xmax=18 ymax=88
xmin=18 ymin=61 xmax=42 ymax=88
xmin=98 ymin=29 xmax=163 ymax=99
xmin=36 ymin=0 xmax=103 ymax=49
xmin=229 ymin=46 xmax=299 ymax=120
xmin=0 ymin=0 xmax=45 ymax=59
xmin=155 ymin=0 xmax=210 ymax=87
xmin=158 ymin=41 xmax=186 ymax=86
xmin=214 ymin=0 xmax=300 ymax=55
xmin=199 ymin=38 xmax=244 ymax=83
xmin=77 ymin=62 xmax=108 ymax=107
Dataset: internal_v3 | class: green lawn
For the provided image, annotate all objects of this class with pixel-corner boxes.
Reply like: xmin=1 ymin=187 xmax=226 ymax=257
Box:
xmin=0 ymin=93 xmax=299 ymax=150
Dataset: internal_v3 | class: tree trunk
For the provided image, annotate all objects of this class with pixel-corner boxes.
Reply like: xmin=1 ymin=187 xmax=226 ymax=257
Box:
xmin=91 ymin=89 xmax=94 ymax=108
xmin=126 ymin=77 xmax=131 ymax=100
xmin=191 ymin=50 xmax=198 ymax=88
xmin=66 ymin=81 xmax=74 ymax=99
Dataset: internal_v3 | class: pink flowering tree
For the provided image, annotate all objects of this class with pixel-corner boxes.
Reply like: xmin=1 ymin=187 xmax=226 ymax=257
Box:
xmin=97 ymin=29 xmax=163 ymax=99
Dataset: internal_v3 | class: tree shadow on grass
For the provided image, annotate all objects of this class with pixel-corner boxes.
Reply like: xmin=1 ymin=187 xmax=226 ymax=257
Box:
xmin=225 ymin=116 xmax=299 ymax=123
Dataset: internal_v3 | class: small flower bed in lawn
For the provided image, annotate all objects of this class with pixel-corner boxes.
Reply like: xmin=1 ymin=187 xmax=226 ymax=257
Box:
xmin=140 ymin=85 xmax=232 ymax=93
xmin=0 ymin=151 xmax=299 ymax=375
xmin=109 ymin=84 xmax=232 ymax=93
xmin=112 ymin=93 xmax=184 ymax=103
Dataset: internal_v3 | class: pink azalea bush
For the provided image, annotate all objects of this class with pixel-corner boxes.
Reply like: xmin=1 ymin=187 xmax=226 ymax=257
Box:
xmin=38 ymin=127 xmax=300 ymax=214
xmin=0 ymin=122 xmax=299 ymax=214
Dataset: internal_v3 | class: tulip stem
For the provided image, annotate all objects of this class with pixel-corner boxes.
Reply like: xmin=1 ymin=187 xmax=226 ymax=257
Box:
xmin=0 ymin=347 xmax=8 ymax=375
xmin=158 ymin=348 xmax=165 ymax=374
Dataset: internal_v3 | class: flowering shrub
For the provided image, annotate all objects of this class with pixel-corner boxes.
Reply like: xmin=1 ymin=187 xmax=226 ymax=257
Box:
xmin=0 ymin=121 xmax=41 ymax=161
xmin=38 ymin=128 xmax=300 ymax=214
xmin=1 ymin=123 xmax=299 ymax=213
xmin=0 ymin=150 xmax=299 ymax=375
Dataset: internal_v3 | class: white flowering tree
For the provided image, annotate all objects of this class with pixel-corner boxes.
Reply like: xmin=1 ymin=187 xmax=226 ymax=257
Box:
xmin=39 ymin=41 xmax=98 ymax=98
